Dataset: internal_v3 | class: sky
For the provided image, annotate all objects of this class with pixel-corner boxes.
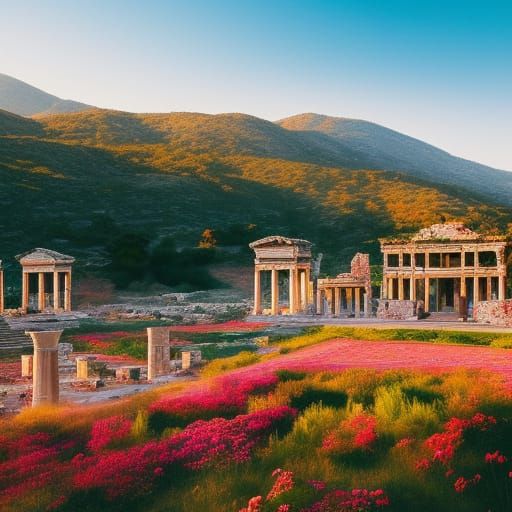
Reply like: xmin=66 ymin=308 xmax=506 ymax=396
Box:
xmin=1 ymin=0 xmax=511 ymax=170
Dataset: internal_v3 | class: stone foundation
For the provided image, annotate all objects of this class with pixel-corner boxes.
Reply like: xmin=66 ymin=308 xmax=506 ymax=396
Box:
xmin=377 ymin=300 xmax=417 ymax=320
xmin=474 ymin=300 xmax=512 ymax=327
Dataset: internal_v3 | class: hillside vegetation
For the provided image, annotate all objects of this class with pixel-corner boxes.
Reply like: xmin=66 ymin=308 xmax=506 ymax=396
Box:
xmin=0 ymin=108 xmax=511 ymax=290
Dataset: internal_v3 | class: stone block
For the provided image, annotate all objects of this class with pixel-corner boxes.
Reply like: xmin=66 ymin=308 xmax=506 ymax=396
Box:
xmin=377 ymin=300 xmax=417 ymax=320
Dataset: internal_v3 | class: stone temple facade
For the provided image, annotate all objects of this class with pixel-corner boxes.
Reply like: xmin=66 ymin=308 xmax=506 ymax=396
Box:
xmin=379 ymin=223 xmax=510 ymax=319
xmin=250 ymin=236 xmax=312 ymax=315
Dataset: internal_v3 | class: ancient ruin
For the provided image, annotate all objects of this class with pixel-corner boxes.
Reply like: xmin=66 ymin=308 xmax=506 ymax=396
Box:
xmin=250 ymin=236 xmax=312 ymax=315
xmin=16 ymin=248 xmax=75 ymax=313
xmin=147 ymin=327 xmax=171 ymax=379
xmin=27 ymin=330 xmax=63 ymax=406
xmin=316 ymin=253 xmax=372 ymax=317
xmin=379 ymin=223 xmax=510 ymax=318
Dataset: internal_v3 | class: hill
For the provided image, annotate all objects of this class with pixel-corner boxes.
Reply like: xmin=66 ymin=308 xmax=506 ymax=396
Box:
xmin=0 ymin=73 xmax=92 ymax=116
xmin=278 ymin=113 xmax=512 ymax=205
xmin=1 ymin=107 xmax=510 ymax=291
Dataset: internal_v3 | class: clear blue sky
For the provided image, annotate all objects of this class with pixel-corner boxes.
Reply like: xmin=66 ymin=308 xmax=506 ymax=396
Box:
xmin=1 ymin=0 xmax=511 ymax=169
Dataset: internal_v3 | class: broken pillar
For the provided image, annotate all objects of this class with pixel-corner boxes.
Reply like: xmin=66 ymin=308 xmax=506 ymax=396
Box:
xmin=21 ymin=354 xmax=33 ymax=377
xmin=147 ymin=327 xmax=171 ymax=380
xmin=181 ymin=351 xmax=192 ymax=370
xmin=76 ymin=357 xmax=89 ymax=379
xmin=27 ymin=330 xmax=63 ymax=406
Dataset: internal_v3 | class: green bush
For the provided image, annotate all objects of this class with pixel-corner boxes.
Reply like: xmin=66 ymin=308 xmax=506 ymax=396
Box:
xmin=290 ymin=387 xmax=348 ymax=411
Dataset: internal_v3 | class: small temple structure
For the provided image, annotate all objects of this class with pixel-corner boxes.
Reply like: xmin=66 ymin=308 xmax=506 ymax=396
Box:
xmin=250 ymin=236 xmax=312 ymax=315
xmin=379 ymin=223 xmax=510 ymax=317
xmin=316 ymin=253 xmax=372 ymax=317
xmin=16 ymin=248 xmax=75 ymax=313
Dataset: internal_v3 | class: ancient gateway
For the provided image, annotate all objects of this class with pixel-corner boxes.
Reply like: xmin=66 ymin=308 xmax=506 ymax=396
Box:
xmin=380 ymin=223 xmax=509 ymax=317
xmin=250 ymin=236 xmax=312 ymax=315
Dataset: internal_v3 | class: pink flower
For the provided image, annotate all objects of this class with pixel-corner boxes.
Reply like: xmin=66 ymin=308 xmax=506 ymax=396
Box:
xmin=485 ymin=450 xmax=507 ymax=464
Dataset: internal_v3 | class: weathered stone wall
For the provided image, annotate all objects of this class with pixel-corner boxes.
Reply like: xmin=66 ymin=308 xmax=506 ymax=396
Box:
xmin=377 ymin=300 xmax=417 ymax=320
xmin=474 ymin=300 xmax=512 ymax=327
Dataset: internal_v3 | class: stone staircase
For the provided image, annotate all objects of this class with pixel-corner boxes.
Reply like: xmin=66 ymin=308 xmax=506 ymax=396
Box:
xmin=0 ymin=316 xmax=32 ymax=355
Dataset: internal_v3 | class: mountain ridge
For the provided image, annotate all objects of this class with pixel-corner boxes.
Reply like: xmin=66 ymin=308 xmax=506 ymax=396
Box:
xmin=0 ymin=73 xmax=92 ymax=116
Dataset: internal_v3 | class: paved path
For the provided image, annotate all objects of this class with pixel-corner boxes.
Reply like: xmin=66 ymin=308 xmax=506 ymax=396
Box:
xmin=247 ymin=315 xmax=512 ymax=333
xmin=231 ymin=338 xmax=512 ymax=387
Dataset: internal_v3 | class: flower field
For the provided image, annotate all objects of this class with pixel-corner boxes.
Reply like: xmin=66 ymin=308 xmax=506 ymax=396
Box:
xmin=2 ymin=329 xmax=512 ymax=511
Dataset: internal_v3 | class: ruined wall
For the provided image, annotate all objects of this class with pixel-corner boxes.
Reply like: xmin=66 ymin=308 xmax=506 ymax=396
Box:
xmin=377 ymin=300 xmax=417 ymax=320
xmin=474 ymin=300 xmax=512 ymax=327
xmin=350 ymin=253 xmax=370 ymax=281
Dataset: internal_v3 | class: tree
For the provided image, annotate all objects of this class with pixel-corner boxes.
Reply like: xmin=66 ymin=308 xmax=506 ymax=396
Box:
xmin=198 ymin=229 xmax=217 ymax=249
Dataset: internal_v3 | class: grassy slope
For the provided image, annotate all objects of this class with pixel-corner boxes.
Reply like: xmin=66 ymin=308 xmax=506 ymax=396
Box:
xmin=0 ymin=109 xmax=510 ymax=282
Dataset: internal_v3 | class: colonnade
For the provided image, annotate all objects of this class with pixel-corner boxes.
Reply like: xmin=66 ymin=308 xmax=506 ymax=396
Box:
xmin=253 ymin=266 xmax=310 ymax=315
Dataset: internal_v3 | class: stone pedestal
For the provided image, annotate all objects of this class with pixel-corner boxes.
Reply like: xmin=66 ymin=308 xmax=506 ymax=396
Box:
xmin=21 ymin=354 xmax=33 ymax=377
xmin=27 ymin=330 xmax=63 ymax=406
xmin=76 ymin=357 xmax=89 ymax=379
xmin=182 ymin=351 xmax=192 ymax=370
xmin=147 ymin=327 xmax=171 ymax=380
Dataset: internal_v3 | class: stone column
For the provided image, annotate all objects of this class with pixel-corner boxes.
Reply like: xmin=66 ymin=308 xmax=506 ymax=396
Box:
xmin=316 ymin=288 xmax=323 ymax=314
xmin=53 ymin=271 xmax=61 ymax=311
xmin=182 ymin=351 xmax=192 ymax=370
xmin=387 ymin=278 xmax=394 ymax=300
xmin=147 ymin=327 xmax=171 ymax=380
xmin=354 ymin=288 xmax=361 ymax=318
xmin=27 ymin=330 xmax=62 ymax=406
xmin=460 ymin=276 xmax=466 ymax=299
xmin=473 ymin=276 xmax=479 ymax=307
xmin=398 ymin=277 xmax=404 ymax=300
xmin=363 ymin=291 xmax=369 ymax=317
xmin=381 ymin=276 xmax=387 ymax=299
xmin=289 ymin=268 xmax=296 ymax=314
xmin=410 ymin=278 xmax=415 ymax=301
xmin=76 ymin=357 xmax=89 ymax=379
xmin=499 ymin=274 xmax=506 ymax=301
xmin=300 ymin=270 xmax=307 ymax=311
xmin=486 ymin=277 xmax=492 ymax=301
xmin=334 ymin=287 xmax=341 ymax=316
xmin=424 ymin=276 xmax=430 ymax=313
xmin=346 ymin=288 xmax=353 ymax=314
xmin=22 ymin=272 xmax=30 ymax=312
xmin=253 ymin=269 xmax=261 ymax=315
xmin=21 ymin=354 xmax=33 ymax=377
xmin=64 ymin=272 xmax=72 ymax=311
xmin=38 ymin=273 xmax=45 ymax=311
xmin=271 ymin=269 xmax=279 ymax=315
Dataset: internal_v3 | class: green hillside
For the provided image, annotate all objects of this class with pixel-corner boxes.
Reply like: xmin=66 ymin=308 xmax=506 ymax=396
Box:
xmin=0 ymin=108 xmax=510 ymax=292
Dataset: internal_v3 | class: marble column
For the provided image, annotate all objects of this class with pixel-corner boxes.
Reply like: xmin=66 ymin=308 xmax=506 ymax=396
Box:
xmin=271 ymin=269 xmax=279 ymax=315
xmin=289 ymin=268 xmax=296 ymax=314
xmin=499 ymin=274 xmax=506 ymax=301
xmin=473 ymin=276 xmax=479 ymax=307
xmin=346 ymin=288 xmax=353 ymax=314
xmin=28 ymin=330 xmax=62 ymax=406
xmin=300 ymin=270 xmax=307 ymax=311
xmin=424 ymin=276 xmax=430 ymax=312
xmin=22 ymin=272 xmax=29 ymax=312
xmin=53 ymin=271 xmax=60 ymax=311
xmin=334 ymin=287 xmax=341 ymax=316
xmin=398 ymin=277 xmax=404 ymax=300
xmin=354 ymin=288 xmax=361 ymax=318
xmin=316 ymin=288 xmax=322 ymax=314
xmin=64 ymin=272 xmax=72 ymax=311
xmin=147 ymin=327 xmax=171 ymax=380
xmin=38 ymin=273 xmax=45 ymax=311
xmin=253 ymin=269 xmax=261 ymax=315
